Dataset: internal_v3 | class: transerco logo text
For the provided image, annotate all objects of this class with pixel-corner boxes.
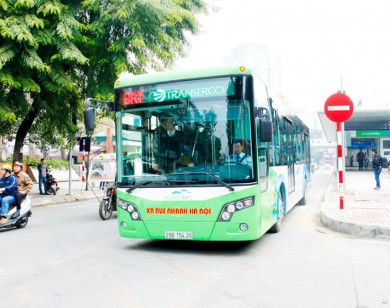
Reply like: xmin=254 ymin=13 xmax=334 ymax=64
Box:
xmin=151 ymin=86 xmax=225 ymax=102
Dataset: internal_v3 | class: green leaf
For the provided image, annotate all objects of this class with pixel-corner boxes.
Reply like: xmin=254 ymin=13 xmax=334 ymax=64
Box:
xmin=37 ymin=1 xmax=63 ymax=17
xmin=17 ymin=77 xmax=41 ymax=92
xmin=57 ymin=21 xmax=73 ymax=40
xmin=0 ymin=0 xmax=9 ymax=10
xmin=15 ymin=0 xmax=35 ymax=9
xmin=22 ymin=48 xmax=51 ymax=72
xmin=58 ymin=42 xmax=88 ymax=64
xmin=0 ymin=44 xmax=16 ymax=69
xmin=25 ymin=14 xmax=45 ymax=29
xmin=0 ymin=72 xmax=22 ymax=88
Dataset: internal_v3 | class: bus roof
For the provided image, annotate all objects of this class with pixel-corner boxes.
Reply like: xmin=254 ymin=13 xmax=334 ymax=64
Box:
xmin=114 ymin=66 xmax=254 ymax=88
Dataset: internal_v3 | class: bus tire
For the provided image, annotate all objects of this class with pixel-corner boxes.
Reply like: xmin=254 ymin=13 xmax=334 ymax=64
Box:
xmin=298 ymin=179 xmax=307 ymax=205
xmin=269 ymin=190 xmax=285 ymax=233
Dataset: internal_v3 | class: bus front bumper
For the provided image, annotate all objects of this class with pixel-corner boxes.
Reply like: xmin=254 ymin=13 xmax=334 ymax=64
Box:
xmin=118 ymin=219 xmax=261 ymax=241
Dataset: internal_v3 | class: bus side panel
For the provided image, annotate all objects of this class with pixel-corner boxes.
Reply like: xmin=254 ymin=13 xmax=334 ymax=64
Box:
xmin=260 ymin=167 xmax=280 ymax=235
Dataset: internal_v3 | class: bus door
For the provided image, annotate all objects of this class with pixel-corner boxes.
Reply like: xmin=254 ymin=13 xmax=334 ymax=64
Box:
xmin=285 ymin=119 xmax=295 ymax=193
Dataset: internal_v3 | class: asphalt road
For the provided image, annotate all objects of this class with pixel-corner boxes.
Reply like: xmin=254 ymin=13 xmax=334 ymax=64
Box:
xmin=0 ymin=169 xmax=389 ymax=308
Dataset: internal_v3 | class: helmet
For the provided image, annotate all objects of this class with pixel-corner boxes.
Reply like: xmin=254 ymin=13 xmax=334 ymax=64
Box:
xmin=1 ymin=164 xmax=12 ymax=173
xmin=14 ymin=161 xmax=23 ymax=167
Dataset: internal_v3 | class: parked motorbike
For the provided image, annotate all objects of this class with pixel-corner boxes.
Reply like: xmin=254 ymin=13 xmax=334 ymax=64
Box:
xmin=0 ymin=195 xmax=32 ymax=230
xmin=99 ymin=181 xmax=117 ymax=220
xmin=46 ymin=170 xmax=60 ymax=195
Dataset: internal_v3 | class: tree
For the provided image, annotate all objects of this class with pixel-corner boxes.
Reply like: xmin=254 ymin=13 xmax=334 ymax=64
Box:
xmin=1 ymin=0 xmax=88 ymax=162
xmin=0 ymin=0 xmax=207 ymax=162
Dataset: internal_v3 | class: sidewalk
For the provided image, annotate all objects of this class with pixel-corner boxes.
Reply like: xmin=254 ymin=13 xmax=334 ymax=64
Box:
xmin=321 ymin=168 xmax=390 ymax=238
xmin=30 ymin=179 xmax=102 ymax=207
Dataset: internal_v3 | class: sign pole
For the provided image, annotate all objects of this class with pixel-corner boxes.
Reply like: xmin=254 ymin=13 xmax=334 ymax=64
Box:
xmin=82 ymin=138 xmax=86 ymax=193
xmin=324 ymin=92 xmax=354 ymax=210
xmin=336 ymin=122 xmax=344 ymax=209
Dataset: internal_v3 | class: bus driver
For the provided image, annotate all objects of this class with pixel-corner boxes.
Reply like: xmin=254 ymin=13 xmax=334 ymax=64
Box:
xmin=230 ymin=140 xmax=252 ymax=165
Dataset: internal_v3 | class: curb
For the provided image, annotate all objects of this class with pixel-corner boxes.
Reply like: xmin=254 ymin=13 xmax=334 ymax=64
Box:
xmin=320 ymin=202 xmax=390 ymax=239
xmin=31 ymin=193 xmax=98 ymax=207
xmin=320 ymin=171 xmax=390 ymax=239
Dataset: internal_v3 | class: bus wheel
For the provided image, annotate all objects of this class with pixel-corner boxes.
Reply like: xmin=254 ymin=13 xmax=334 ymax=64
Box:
xmin=269 ymin=191 xmax=284 ymax=233
xmin=298 ymin=180 xmax=307 ymax=205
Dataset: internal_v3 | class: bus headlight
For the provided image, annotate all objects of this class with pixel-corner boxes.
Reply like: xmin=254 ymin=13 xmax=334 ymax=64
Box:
xmin=221 ymin=212 xmax=231 ymax=221
xmin=118 ymin=199 xmax=142 ymax=221
xmin=235 ymin=201 xmax=244 ymax=210
xmin=227 ymin=204 xmax=236 ymax=213
xmin=218 ymin=197 xmax=254 ymax=222
xmin=240 ymin=223 xmax=249 ymax=231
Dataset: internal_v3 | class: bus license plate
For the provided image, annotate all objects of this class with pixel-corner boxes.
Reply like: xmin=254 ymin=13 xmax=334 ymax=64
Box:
xmin=165 ymin=231 xmax=193 ymax=240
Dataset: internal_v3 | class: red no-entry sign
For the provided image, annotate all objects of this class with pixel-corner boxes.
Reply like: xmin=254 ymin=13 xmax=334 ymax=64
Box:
xmin=324 ymin=92 xmax=354 ymax=210
xmin=324 ymin=93 xmax=354 ymax=123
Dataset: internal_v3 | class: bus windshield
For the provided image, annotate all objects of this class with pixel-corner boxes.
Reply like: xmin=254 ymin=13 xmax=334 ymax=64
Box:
xmin=115 ymin=76 xmax=256 ymax=187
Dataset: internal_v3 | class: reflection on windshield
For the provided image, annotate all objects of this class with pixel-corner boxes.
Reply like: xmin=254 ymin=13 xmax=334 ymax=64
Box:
xmin=117 ymin=78 xmax=255 ymax=186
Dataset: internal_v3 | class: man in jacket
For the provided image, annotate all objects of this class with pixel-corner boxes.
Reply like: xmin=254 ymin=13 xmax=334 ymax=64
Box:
xmin=356 ymin=149 xmax=365 ymax=171
xmin=0 ymin=164 xmax=18 ymax=224
xmin=371 ymin=149 xmax=382 ymax=190
xmin=13 ymin=161 xmax=33 ymax=217
xmin=37 ymin=158 xmax=48 ymax=195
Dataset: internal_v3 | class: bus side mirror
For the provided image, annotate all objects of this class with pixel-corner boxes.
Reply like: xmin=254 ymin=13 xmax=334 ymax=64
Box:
xmin=84 ymin=107 xmax=96 ymax=133
xmin=259 ymin=118 xmax=272 ymax=142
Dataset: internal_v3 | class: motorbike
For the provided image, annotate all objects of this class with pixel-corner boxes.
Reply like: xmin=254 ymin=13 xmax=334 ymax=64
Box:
xmin=0 ymin=195 xmax=32 ymax=230
xmin=99 ymin=181 xmax=117 ymax=220
xmin=46 ymin=170 xmax=60 ymax=195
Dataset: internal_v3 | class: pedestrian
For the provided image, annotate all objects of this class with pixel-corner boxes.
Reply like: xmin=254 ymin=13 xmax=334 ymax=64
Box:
xmin=0 ymin=164 xmax=18 ymax=224
xmin=371 ymin=149 xmax=382 ymax=190
xmin=13 ymin=161 xmax=33 ymax=217
xmin=349 ymin=155 xmax=354 ymax=167
xmin=356 ymin=149 xmax=365 ymax=171
xmin=37 ymin=158 xmax=49 ymax=195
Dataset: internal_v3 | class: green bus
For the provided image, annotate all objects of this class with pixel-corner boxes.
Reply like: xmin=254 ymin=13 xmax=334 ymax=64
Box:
xmin=86 ymin=66 xmax=311 ymax=241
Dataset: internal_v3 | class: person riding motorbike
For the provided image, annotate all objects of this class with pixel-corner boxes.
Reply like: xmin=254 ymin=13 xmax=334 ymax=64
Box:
xmin=13 ymin=161 xmax=33 ymax=218
xmin=0 ymin=164 xmax=18 ymax=224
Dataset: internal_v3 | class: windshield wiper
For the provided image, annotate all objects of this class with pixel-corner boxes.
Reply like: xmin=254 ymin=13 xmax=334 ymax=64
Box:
xmin=126 ymin=181 xmax=153 ymax=193
xmin=126 ymin=179 xmax=178 ymax=193
xmin=170 ymin=172 xmax=234 ymax=191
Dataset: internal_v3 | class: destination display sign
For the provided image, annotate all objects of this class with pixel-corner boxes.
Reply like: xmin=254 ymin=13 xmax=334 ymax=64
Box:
xmin=121 ymin=78 xmax=232 ymax=106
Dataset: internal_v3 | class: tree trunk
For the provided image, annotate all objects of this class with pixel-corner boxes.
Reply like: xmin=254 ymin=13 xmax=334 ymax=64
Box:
xmin=60 ymin=148 xmax=66 ymax=160
xmin=13 ymin=103 xmax=40 ymax=163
